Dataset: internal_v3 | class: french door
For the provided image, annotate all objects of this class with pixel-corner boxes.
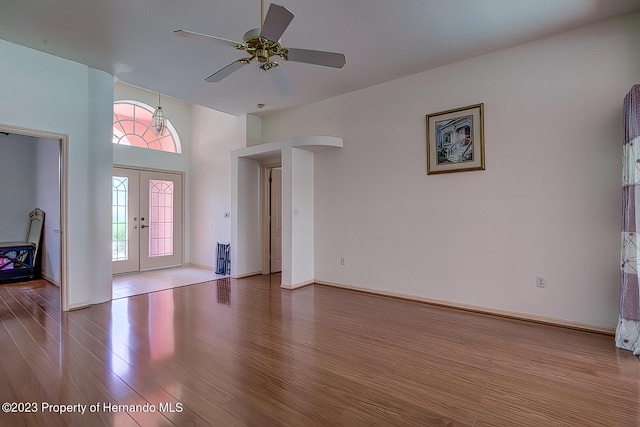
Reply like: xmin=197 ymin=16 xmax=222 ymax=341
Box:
xmin=112 ymin=167 xmax=183 ymax=275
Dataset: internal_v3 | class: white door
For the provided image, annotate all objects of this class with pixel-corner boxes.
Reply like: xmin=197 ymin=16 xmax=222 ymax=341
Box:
xmin=112 ymin=168 xmax=140 ymax=274
xmin=139 ymin=170 xmax=183 ymax=271
xmin=270 ymin=168 xmax=282 ymax=273
xmin=112 ymin=167 xmax=183 ymax=275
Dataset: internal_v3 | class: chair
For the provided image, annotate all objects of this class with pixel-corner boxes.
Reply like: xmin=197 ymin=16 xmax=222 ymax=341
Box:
xmin=0 ymin=208 xmax=45 ymax=282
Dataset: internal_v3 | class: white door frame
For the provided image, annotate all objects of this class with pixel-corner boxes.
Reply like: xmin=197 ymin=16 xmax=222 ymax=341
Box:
xmin=0 ymin=124 xmax=69 ymax=311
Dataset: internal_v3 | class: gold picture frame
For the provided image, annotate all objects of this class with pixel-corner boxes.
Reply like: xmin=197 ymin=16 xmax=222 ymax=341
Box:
xmin=426 ymin=103 xmax=485 ymax=174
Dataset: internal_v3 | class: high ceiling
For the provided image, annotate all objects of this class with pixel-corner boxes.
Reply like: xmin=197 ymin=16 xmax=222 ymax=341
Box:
xmin=1 ymin=0 xmax=639 ymax=116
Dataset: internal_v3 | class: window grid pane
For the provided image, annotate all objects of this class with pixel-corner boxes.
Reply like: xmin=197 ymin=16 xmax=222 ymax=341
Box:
xmin=112 ymin=101 xmax=180 ymax=153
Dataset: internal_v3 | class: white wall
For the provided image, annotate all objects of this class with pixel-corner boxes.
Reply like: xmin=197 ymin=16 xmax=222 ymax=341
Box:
xmin=0 ymin=39 xmax=113 ymax=309
xmin=190 ymin=105 xmax=246 ymax=269
xmin=261 ymin=12 xmax=640 ymax=329
xmin=0 ymin=134 xmax=36 ymax=240
xmin=283 ymin=147 xmax=315 ymax=288
xmin=232 ymin=157 xmax=262 ymax=277
xmin=245 ymin=114 xmax=262 ymax=147
xmin=35 ymin=138 xmax=61 ymax=285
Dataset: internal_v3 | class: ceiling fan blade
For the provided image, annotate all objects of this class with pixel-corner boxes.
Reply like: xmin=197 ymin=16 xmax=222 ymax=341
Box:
xmin=174 ymin=30 xmax=242 ymax=48
xmin=260 ymin=4 xmax=294 ymax=42
xmin=205 ymin=60 xmax=249 ymax=82
xmin=285 ymin=48 xmax=346 ymax=68
xmin=270 ymin=65 xmax=295 ymax=96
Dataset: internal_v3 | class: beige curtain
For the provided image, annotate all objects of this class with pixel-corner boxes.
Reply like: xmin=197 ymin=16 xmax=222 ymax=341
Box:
xmin=616 ymin=84 xmax=640 ymax=355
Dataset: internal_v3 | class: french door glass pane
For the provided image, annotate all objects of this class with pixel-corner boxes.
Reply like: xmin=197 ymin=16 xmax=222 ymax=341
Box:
xmin=112 ymin=176 xmax=129 ymax=261
xmin=149 ymin=179 xmax=174 ymax=257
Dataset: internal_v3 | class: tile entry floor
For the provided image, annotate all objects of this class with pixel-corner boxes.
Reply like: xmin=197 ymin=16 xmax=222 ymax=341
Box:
xmin=112 ymin=266 xmax=228 ymax=299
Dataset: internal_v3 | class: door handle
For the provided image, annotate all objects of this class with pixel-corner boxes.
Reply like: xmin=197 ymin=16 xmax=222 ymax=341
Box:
xmin=132 ymin=225 xmax=138 ymax=229
xmin=141 ymin=225 xmax=150 ymax=229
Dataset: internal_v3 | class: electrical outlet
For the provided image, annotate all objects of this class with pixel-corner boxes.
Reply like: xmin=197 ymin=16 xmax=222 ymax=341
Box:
xmin=340 ymin=256 xmax=346 ymax=266
xmin=536 ymin=276 xmax=545 ymax=288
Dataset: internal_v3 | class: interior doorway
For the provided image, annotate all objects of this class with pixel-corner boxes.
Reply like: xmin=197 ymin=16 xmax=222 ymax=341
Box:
xmin=262 ymin=165 xmax=282 ymax=274
xmin=112 ymin=167 xmax=183 ymax=275
xmin=0 ymin=125 xmax=67 ymax=310
xmin=270 ymin=167 xmax=283 ymax=273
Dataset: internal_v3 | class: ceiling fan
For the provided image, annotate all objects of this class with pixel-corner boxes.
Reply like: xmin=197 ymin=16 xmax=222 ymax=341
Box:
xmin=174 ymin=1 xmax=346 ymax=87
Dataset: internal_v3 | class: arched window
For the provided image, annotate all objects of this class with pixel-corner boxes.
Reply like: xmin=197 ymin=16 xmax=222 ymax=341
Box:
xmin=113 ymin=100 xmax=182 ymax=154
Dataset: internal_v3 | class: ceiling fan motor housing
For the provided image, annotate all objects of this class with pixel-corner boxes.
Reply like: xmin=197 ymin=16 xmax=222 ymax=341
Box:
xmin=242 ymin=28 xmax=262 ymax=43
xmin=242 ymin=28 xmax=285 ymax=63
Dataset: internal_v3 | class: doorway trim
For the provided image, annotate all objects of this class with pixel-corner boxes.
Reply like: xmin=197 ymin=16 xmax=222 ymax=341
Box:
xmin=0 ymin=124 xmax=69 ymax=311
xmin=261 ymin=163 xmax=281 ymax=274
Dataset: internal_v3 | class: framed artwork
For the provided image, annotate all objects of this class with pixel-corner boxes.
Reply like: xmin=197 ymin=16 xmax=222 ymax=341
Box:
xmin=426 ymin=103 xmax=485 ymax=174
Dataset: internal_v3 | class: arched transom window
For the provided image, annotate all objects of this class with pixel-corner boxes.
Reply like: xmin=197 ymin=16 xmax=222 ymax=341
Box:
xmin=113 ymin=100 xmax=182 ymax=153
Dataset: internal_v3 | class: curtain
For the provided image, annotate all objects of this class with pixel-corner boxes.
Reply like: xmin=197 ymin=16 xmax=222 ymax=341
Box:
xmin=616 ymin=84 xmax=640 ymax=355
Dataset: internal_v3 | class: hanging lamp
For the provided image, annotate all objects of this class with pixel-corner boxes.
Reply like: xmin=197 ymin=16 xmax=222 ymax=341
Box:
xmin=152 ymin=93 xmax=166 ymax=136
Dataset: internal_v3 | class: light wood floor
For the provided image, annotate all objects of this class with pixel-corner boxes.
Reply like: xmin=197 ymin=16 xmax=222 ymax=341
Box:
xmin=1 ymin=275 xmax=639 ymax=426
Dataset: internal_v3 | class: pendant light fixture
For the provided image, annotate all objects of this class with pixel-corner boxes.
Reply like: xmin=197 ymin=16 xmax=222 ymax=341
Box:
xmin=152 ymin=92 xmax=166 ymax=136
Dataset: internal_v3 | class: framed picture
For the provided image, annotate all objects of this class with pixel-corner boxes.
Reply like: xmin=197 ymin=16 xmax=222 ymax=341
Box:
xmin=426 ymin=103 xmax=485 ymax=174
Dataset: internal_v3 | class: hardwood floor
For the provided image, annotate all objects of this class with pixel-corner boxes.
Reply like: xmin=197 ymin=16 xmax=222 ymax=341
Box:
xmin=1 ymin=275 xmax=639 ymax=426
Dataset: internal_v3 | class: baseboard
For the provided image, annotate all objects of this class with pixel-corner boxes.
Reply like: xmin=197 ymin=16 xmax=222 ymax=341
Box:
xmin=188 ymin=262 xmax=215 ymax=271
xmin=314 ymin=280 xmax=615 ymax=335
xmin=281 ymin=279 xmax=314 ymax=290
xmin=67 ymin=302 xmax=92 ymax=311
xmin=42 ymin=274 xmax=60 ymax=287
xmin=232 ymin=270 xmax=262 ymax=279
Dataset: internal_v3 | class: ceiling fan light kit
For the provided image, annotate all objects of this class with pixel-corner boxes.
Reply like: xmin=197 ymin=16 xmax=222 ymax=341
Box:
xmin=174 ymin=2 xmax=346 ymax=90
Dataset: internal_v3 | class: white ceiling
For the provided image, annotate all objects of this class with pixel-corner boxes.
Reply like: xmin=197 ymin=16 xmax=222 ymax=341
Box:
xmin=1 ymin=0 xmax=639 ymax=116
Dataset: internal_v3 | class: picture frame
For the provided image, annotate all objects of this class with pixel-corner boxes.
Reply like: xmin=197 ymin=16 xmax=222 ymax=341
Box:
xmin=426 ymin=103 xmax=485 ymax=174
